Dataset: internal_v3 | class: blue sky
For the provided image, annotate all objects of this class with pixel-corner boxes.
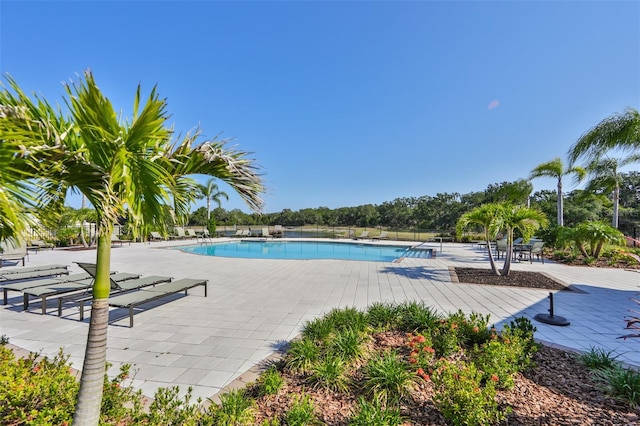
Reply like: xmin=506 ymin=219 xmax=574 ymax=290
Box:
xmin=2 ymin=1 xmax=639 ymax=214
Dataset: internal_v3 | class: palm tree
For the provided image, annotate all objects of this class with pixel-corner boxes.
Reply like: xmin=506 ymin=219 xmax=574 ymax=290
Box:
xmin=0 ymin=71 xmax=264 ymax=425
xmin=456 ymin=203 xmax=548 ymax=276
xmin=568 ymin=108 xmax=640 ymax=165
xmin=529 ymin=158 xmax=586 ymax=226
xmin=197 ymin=178 xmax=229 ymax=221
xmin=569 ymin=221 xmax=625 ymax=259
xmin=456 ymin=203 xmax=504 ymax=275
xmin=498 ymin=203 xmax=548 ymax=276
xmin=0 ymin=80 xmax=62 ymax=242
xmin=583 ymin=155 xmax=640 ymax=228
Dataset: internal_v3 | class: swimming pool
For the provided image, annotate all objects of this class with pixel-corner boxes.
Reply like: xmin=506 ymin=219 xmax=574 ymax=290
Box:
xmin=177 ymin=240 xmax=414 ymax=262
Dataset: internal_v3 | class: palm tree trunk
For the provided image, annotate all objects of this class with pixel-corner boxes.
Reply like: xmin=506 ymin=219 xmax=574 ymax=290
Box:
xmin=73 ymin=233 xmax=112 ymax=425
xmin=612 ymin=185 xmax=620 ymax=229
xmin=501 ymin=241 xmax=514 ymax=276
xmin=486 ymin=244 xmax=499 ymax=275
xmin=484 ymin=231 xmax=499 ymax=275
xmin=557 ymin=178 xmax=564 ymax=226
xmin=207 ymin=198 xmax=211 ymax=221
xmin=501 ymin=230 xmax=514 ymax=276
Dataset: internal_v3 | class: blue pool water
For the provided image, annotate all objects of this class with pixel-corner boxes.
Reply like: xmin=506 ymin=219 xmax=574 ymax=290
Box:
xmin=177 ymin=240 xmax=414 ymax=262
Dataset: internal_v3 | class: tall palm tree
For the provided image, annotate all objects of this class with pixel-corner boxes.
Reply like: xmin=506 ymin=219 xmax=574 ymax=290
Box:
xmin=583 ymin=155 xmax=640 ymax=228
xmin=529 ymin=158 xmax=586 ymax=226
xmin=456 ymin=203 xmax=504 ymax=275
xmin=0 ymin=71 xmax=264 ymax=425
xmin=568 ymin=108 xmax=640 ymax=165
xmin=197 ymin=178 xmax=229 ymax=221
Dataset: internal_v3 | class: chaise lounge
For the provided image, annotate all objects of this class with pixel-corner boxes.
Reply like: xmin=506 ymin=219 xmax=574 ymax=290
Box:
xmin=3 ymin=272 xmax=91 ymax=305
xmin=102 ymin=278 xmax=208 ymax=327
xmin=22 ymin=272 xmax=140 ymax=314
xmin=61 ymin=274 xmax=173 ymax=317
xmin=0 ymin=266 xmax=69 ymax=283
xmin=0 ymin=239 xmax=29 ymax=267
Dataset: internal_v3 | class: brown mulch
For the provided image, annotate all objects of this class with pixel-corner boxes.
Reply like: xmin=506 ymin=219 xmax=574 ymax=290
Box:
xmin=249 ymin=335 xmax=640 ymax=425
xmin=452 ymin=267 xmax=571 ymax=290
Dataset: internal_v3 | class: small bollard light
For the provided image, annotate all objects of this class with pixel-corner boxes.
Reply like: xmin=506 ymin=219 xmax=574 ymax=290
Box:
xmin=534 ymin=292 xmax=570 ymax=326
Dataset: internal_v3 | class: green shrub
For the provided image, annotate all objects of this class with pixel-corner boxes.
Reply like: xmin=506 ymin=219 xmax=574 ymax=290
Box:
xmin=431 ymin=320 xmax=461 ymax=358
xmin=501 ymin=317 xmax=538 ymax=369
xmin=256 ymin=365 xmax=284 ymax=396
xmin=469 ymin=339 xmax=520 ymax=390
xmin=146 ymin=386 xmax=211 ymax=425
xmin=324 ymin=307 xmax=368 ymax=334
xmin=447 ymin=310 xmax=492 ymax=347
xmin=285 ymin=394 xmax=320 ymax=426
xmin=406 ymin=333 xmax=435 ymax=373
xmin=362 ymin=351 xmax=416 ymax=407
xmin=0 ymin=346 xmax=145 ymax=425
xmin=212 ymin=388 xmax=255 ymax=425
xmin=366 ymin=302 xmax=400 ymax=331
xmin=395 ymin=301 xmax=441 ymax=333
xmin=302 ymin=317 xmax=334 ymax=344
xmin=0 ymin=346 xmax=78 ymax=425
xmin=348 ymin=397 xmax=403 ymax=425
xmin=285 ymin=337 xmax=321 ymax=373
xmin=101 ymin=362 xmax=145 ymax=423
xmin=308 ymin=355 xmax=350 ymax=393
xmin=328 ymin=328 xmax=369 ymax=362
xmin=578 ymin=347 xmax=620 ymax=370
xmin=593 ymin=365 xmax=640 ymax=407
xmin=431 ymin=359 xmax=508 ymax=426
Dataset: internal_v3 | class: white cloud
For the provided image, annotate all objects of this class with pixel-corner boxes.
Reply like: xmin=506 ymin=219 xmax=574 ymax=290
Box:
xmin=487 ymin=100 xmax=500 ymax=110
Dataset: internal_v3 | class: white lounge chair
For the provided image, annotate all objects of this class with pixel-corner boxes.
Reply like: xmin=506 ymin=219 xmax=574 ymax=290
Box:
xmin=149 ymin=231 xmax=165 ymax=241
xmin=373 ymin=231 xmax=390 ymax=240
xmin=354 ymin=231 xmax=369 ymax=240
xmin=273 ymin=225 xmax=284 ymax=238
xmin=0 ymin=238 xmax=28 ymax=266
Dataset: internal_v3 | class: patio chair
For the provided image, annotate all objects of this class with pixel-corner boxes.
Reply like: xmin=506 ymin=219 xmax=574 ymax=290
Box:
xmin=0 ymin=266 xmax=69 ymax=284
xmin=521 ymin=240 xmax=545 ymax=264
xmin=0 ymin=264 xmax=67 ymax=276
xmin=170 ymin=227 xmax=187 ymax=240
xmin=185 ymin=229 xmax=198 ymax=239
xmin=0 ymin=238 xmax=28 ymax=267
xmin=230 ymin=229 xmax=244 ymax=237
xmin=260 ymin=227 xmax=272 ymax=238
xmin=60 ymin=274 xmax=173 ymax=317
xmin=372 ymin=231 xmax=390 ymax=240
xmin=111 ymin=233 xmax=132 ymax=246
xmin=22 ymin=271 xmax=140 ymax=314
xmin=149 ymin=231 xmax=165 ymax=242
xmin=354 ymin=230 xmax=369 ymax=240
xmin=336 ymin=229 xmax=355 ymax=239
xmin=273 ymin=225 xmax=284 ymax=238
xmin=102 ymin=278 xmax=208 ymax=327
xmin=27 ymin=239 xmax=55 ymax=252
xmin=495 ymin=238 xmax=508 ymax=259
xmin=3 ymin=272 xmax=92 ymax=305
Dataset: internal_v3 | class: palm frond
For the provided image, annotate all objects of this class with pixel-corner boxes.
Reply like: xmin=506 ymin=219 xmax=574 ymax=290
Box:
xmin=569 ymin=108 xmax=640 ymax=164
xmin=166 ymin=134 xmax=265 ymax=213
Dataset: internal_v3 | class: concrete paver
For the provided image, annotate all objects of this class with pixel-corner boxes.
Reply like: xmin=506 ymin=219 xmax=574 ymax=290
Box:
xmin=1 ymin=238 xmax=639 ymax=401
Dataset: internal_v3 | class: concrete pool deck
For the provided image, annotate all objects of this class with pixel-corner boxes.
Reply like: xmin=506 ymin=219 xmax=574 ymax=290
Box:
xmin=1 ymin=238 xmax=639 ymax=402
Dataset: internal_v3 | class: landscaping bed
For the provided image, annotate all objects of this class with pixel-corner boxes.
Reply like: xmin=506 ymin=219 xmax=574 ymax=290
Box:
xmin=452 ymin=267 xmax=570 ymax=290
xmin=247 ymin=334 xmax=639 ymax=425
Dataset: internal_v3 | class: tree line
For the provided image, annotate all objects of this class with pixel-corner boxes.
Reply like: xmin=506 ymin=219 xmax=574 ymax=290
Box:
xmin=188 ymin=172 xmax=639 ymax=237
